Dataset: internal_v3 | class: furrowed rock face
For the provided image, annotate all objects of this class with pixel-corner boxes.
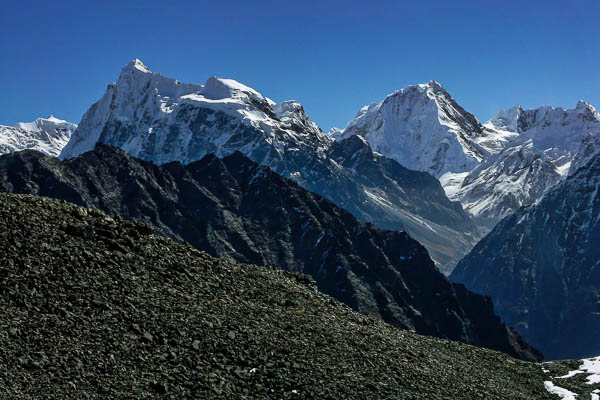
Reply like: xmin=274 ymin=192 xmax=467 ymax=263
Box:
xmin=451 ymin=153 xmax=600 ymax=360
xmin=0 ymin=145 xmax=540 ymax=361
xmin=0 ymin=193 xmax=559 ymax=398
xmin=58 ymin=59 xmax=481 ymax=272
xmin=0 ymin=115 xmax=76 ymax=157
xmin=325 ymin=135 xmax=482 ymax=273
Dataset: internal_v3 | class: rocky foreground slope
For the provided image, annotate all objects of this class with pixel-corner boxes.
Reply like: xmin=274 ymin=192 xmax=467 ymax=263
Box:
xmin=0 ymin=193 xmax=569 ymax=399
xmin=0 ymin=145 xmax=537 ymax=360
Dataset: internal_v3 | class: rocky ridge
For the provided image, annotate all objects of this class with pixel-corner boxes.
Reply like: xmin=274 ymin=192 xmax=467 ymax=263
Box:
xmin=0 ymin=145 xmax=537 ymax=360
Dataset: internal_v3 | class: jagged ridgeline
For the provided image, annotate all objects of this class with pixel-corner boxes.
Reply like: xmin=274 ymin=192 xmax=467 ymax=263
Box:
xmin=0 ymin=194 xmax=555 ymax=399
xmin=0 ymin=145 xmax=540 ymax=361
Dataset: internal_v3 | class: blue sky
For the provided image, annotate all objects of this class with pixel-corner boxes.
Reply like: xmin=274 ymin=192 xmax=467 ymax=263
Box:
xmin=1 ymin=0 xmax=599 ymax=131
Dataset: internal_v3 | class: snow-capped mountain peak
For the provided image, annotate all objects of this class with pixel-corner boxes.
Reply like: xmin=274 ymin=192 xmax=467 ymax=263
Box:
xmin=271 ymin=100 xmax=325 ymax=137
xmin=0 ymin=116 xmax=77 ymax=157
xmin=486 ymin=105 xmax=523 ymax=132
xmin=327 ymin=127 xmax=344 ymax=137
xmin=122 ymin=58 xmax=152 ymax=74
xmin=333 ymin=80 xmax=494 ymax=177
xmin=14 ymin=115 xmax=76 ymax=139
xmin=575 ymin=99 xmax=600 ymax=120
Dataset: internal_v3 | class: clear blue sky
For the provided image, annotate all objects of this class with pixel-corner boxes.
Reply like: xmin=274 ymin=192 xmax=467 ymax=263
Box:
xmin=1 ymin=0 xmax=599 ymax=131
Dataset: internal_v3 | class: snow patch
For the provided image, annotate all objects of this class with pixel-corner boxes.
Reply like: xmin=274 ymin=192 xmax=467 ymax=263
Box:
xmin=558 ymin=356 xmax=600 ymax=385
xmin=544 ymin=381 xmax=577 ymax=399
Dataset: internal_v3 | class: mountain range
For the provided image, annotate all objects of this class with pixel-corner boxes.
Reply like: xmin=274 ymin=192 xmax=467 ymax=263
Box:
xmin=334 ymin=82 xmax=600 ymax=229
xmin=57 ymin=59 xmax=483 ymax=273
xmin=7 ymin=60 xmax=598 ymax=275
xmin=2 ymin=58 xmax=600 ymax=367
xmin=0 ymin=144 xmax=540 ymax=361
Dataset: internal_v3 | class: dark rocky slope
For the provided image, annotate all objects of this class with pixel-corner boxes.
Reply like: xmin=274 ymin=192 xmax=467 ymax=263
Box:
xmin=327 ymin=135 xmax=481 ymax=274
xmin=0 ymin=194 xmax=557 ymax=399
xmin=0 ymin=145 xmax=539 ymax=361
xmin=452 ymin=154 xmax=600 ymax=360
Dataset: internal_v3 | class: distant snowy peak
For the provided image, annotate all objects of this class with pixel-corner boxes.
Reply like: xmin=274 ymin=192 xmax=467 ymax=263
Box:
xmin=15 ymin=115 xmax=76 ymax=136
xmin=486 ymin=100 xmax=600 ymax=169
xmin=61 ymin=59 xmax=331 ymax=163
xmin=487 ymin=101 xmax=600 ymax=136
xmin=0 ymin=116 xmax=76 ymax=157
xmin=272 ymin=100 xmax=324 ymax=137
xmin=336 ymin=80 xmax=504 ymax=177
xmin=448 ymin=100 xmax=600 ymax=224
xmin=126 ymin=58 xmax=152 ymax=73
xmin=328 ymin=127 xmax=344 ymax=137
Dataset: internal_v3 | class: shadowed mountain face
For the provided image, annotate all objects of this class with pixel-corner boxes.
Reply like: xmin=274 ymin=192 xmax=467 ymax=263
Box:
xmin=0 ymin=145 xmax=540 ymax=361
xmin=452 ymin=154 xmax=600 ymax=360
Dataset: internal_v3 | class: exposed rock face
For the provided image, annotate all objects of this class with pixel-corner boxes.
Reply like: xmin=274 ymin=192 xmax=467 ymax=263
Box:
xmin=0 ymin=115 xmax=76 ymax=157
xmin=451 ymin=154 xmax=600 ymax=360
xmin=0 ymin=193 xmax=556 ymax=399
xmin=0 ymin=145 xmax=539 ymax=361
xmin=57 ymin=60 xmax=481 ymax=271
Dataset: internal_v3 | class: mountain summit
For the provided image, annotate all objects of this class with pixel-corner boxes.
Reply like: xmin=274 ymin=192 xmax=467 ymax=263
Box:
xmin=61 ymin=59 xmax=327 ymax=164
xmin=0 ymin=116 xmax=76 ymax=157
xmin=332 ymin=81 xmax=513 ymax=177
